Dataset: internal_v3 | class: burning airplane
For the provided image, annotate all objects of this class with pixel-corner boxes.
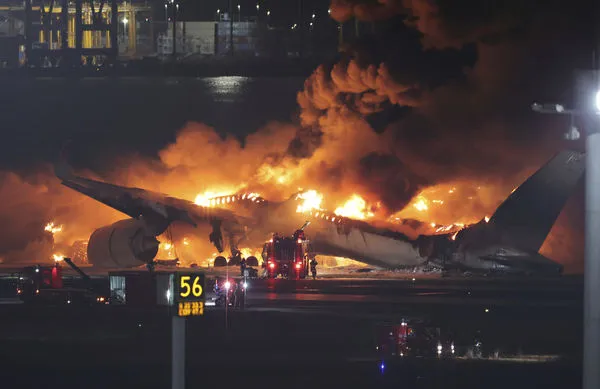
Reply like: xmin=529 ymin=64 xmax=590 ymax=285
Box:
xmin=54 ymin=149 xmax=584 ymax=275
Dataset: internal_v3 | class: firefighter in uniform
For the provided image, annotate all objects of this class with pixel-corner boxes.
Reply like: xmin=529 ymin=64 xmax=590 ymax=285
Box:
xmin=310 ymin=258 xmax=318 ymax=280
xmin=237 ymin=279 xmax=246 ymax=309
xmin=230 ymin=281 xmax=238 ymax=308
xmin=240 ymin=257 xmax=247 ymax=277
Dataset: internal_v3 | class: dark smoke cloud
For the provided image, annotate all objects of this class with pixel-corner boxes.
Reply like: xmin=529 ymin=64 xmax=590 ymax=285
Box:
xmin=329 ymin=0 xmax=405 ymax=23
xmin=330 ymin=0 xmax=540 ymax=48
xmin=281 ymin=0 xmax=588 ymax=270
xmin=319 ymin=0 xmax=589 ymax=180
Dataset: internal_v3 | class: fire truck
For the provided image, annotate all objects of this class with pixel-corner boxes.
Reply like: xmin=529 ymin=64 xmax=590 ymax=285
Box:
xmin=262 ymin=222 xmax=313 ymax=279
xmin=375 ymin=320 xmax=457 ymax=358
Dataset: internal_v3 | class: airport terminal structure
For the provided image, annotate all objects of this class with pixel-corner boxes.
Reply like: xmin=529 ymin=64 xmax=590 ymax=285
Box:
xmin=0 ymin=0 xmax=353 ymax=68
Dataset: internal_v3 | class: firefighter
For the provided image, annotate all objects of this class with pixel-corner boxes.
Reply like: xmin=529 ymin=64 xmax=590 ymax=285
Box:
xmin=230 ymin=281 xmax=238 ymax=308
xmin=230 ymin=249 xmax=242 ymax=265
xmin=310 ymin=258 xmax=318 ymax=280
xmin=240 ymin=257 xmax=247 ymax=277
xmin=236 ymin=279 xmax=246 ymax=309
xmin=261 ymin=261 xmax=268 ymax=278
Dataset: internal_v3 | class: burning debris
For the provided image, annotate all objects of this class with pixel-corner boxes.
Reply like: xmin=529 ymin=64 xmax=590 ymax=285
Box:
xmin=44 ymin=222 xmax=63 ymax=235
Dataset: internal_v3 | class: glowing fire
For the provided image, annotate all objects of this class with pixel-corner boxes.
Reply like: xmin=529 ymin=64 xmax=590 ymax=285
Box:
xmin=240 ymin=247 xmax=263 ymax=263
xmin=395 ymin=184 xmax=493 ymax=225
xmin=53 ymin=253 xmax=64 ymax=262
xmin=148 ymin=179 xmax=501 ymax=265
xmin=413 ymin=197 xmax=428 ymax=212
xmin=194 ymin=190 xmax=236 ymax=206
xmin=45 ymin=222 xmax=63 ymax=234
xmin=158 ymin=240 xmax=176 ymax=259
xmin=296 ymin=190 xmax=323 ymax=213
xmin=194 ymin=190 xmax=264 ymax=208
xmin=385 ymin=183 xmax=504 ymax=236
xmin=334 ymin=194 xmax=374 ymax=220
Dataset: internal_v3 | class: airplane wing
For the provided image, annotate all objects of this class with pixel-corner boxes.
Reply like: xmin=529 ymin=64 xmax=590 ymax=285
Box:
xmin=55 ymin=160 xmax=253 ymax=252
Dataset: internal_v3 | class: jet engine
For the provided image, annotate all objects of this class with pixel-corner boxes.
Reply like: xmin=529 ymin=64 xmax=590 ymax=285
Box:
xmin=87 ymin=219 xmax=161 ymax=268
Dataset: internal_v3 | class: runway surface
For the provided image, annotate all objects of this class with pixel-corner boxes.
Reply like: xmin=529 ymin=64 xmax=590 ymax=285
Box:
xmin=0 ymin=273 xmax=583 ymax=389
xmin=214 ymin=276 xmax=582 ymax=313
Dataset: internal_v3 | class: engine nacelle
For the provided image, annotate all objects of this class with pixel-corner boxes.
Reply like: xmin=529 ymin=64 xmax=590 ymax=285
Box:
xmin=87 ymin=219 xmax=160 ymax=268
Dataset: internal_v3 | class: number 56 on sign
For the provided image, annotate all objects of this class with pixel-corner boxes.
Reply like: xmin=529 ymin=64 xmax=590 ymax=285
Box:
xmin=174 ymin=273 xmax=205 ymax=303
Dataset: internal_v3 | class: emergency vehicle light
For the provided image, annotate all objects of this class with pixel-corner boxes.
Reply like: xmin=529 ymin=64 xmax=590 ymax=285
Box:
xmin=295 ymin=263 xmax=301 ymax=269
xmin=269 ymin=262 xmax=275 ymax=269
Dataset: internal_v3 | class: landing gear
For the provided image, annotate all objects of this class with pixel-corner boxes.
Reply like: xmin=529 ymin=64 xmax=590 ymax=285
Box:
xmin=214 ymin=256 xmax=227 ymax=267
xmin=209 ymin=220 xmax=224 ymax=252
xmin=246 ymin=256 xmax=259 ymax=267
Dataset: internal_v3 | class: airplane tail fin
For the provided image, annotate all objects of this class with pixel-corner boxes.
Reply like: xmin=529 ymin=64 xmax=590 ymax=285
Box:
xmin=488 ymin=150 xmax=584 ymax=252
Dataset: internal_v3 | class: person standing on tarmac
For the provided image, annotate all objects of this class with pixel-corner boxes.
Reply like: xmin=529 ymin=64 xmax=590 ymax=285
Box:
xmin=231 ymin=281 xmax=238 ymax=308
xmin=236 ymin=279 xmax=246 ymax=309
xmin=240 ymin=257 xmax=247 ymax=277
xmin=310 ymin=258 xmax=318 ymax=280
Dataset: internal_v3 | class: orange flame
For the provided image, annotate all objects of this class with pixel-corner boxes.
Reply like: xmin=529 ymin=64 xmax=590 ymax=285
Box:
xmin=334 ymin=194 xmax=374 ymax=220
xmin=44 ymin=222 xmax=63 ymax=234
xmin=194 ymin=190 xmax=237 ymax=207
xmin=296 ymin=190 xmax=323 ymax=213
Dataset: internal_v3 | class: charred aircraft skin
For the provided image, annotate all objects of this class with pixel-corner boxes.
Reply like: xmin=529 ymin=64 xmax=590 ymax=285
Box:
xmin=416 ymin=150 xmax=584 ymax=275
xmin=55 ymin=150 xmax=583 ymax=275
xmin=310 ymin=223 xmax=425 ymax=268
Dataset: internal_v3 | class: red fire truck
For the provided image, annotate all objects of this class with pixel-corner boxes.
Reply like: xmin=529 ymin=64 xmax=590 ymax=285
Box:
xmin=375 ymin=320 xmax=457 ymax=358
xmin=262 ymin=223 xmax=313 ymax=279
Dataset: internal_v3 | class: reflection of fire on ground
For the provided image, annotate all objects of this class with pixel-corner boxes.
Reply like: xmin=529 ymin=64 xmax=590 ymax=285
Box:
xmin=317 ymin=256 xmax=368 ymax=268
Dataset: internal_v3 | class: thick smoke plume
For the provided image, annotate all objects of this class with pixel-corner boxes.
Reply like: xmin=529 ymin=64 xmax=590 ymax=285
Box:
xmin=329 ymin=0 xmax=536 ymax=49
